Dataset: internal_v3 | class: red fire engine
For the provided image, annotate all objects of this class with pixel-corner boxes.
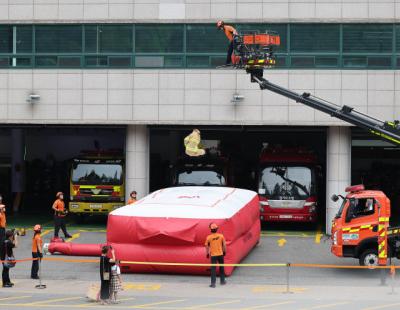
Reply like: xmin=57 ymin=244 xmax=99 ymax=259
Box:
xmin=257 ymin=145 xmax=319 ymax=223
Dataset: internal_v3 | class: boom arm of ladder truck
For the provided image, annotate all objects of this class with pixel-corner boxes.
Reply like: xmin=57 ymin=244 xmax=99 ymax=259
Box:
xmin=248 ymin=69 xmax=400 ymax=146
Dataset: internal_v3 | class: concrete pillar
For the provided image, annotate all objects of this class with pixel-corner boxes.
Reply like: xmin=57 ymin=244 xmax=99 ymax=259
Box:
xmin=125 ymin=125 xmax=149 ymax=201
xmin=325 ymin=126 xmax=351 ymax=234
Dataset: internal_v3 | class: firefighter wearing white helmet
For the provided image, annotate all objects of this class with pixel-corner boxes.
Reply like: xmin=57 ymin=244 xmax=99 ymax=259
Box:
xmin=31 ymin=224 xmax=42 ymax=279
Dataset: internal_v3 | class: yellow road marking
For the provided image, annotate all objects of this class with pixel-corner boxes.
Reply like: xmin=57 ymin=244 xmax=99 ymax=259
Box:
xmin=123 ymin=283 xmax=162 ymax=291
xmin=77 ymin=297 xmax=137 ymax=307
xmin=0 ymin=296 xmax=32 ymax=302
xmin=241 ymin=301 xmax=294 ymax=310
xmin=184 ymin=300 xmax=241 ymax=309
xmin=315 ymin=226 xmax=323 ymax=244
xmin=252 ymin=285 xmax=307 ymax=293
xmin=41 ymin=229 xmax=52 ymax=237
xmin=300 ymin=301 xmax=350 ymax=310
xmin=363 ymin=303 xmax=400 ymax=310
xmin=118 ymin=298 xmax=136 ymax=302
xmin=277 ymin=238 xmax=287 ymax=247
xmin=66 ymin=233 xmax=80 ymax=243
xmin=130 ymin=299 xmax=186 ymax=308
xmin=77 ymin=230 xmax=106 ymax=233
xmin=24 ymin=296 xmax=82 ymax=305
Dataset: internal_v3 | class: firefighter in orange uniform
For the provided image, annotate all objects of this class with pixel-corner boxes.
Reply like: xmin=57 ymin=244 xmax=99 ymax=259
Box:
xmin=0 ymin=195 xmax=6 ymax=244
xmin=31 ymin=224 xmax=43 ymax=279
xmin=52 ymin=192 xmax=72 ymax=239
xmin=216 ymin=20 xmax=238 ymax=65
xmin=127 ymin=191 xmax=137 ymax=205
xmin=205 ymin=223 xmax=227 ymax=288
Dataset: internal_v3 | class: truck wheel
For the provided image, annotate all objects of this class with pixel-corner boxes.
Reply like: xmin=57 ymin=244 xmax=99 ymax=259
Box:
xmin=359 ymin=249 xmax=378 ymax=267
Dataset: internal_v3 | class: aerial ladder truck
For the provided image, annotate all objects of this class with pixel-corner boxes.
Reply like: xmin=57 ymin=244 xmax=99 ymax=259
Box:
xmin=232 ymin=30 xmax=400 ymax=266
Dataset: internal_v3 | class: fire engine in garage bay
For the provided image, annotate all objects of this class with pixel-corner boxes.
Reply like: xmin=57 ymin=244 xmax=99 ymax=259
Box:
xmin=330 ymin=184 xmax=400 ymax=267
xmin=69 ymin=150 xmax=125 ymax=220
xmin=170 ymin=140 xmax=232 ymax=187
xmin=257 ymin=145 xmax=320 ymax=223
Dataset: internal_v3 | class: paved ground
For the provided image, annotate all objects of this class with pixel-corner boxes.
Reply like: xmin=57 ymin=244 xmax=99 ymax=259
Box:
xmin=1 ymin=224 xmax=400 ymax=310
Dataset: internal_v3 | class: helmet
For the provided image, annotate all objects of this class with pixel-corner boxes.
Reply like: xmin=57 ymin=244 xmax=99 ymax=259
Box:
xmin=34 ymin=224 xmax=41 ymax=232
xmin=216 ymin=20 xmax=224 ymax=28
xmin=209 ymin=223 xmax=218 ymax=230
xmin=56 ymin=192 xmax=63 ymax=198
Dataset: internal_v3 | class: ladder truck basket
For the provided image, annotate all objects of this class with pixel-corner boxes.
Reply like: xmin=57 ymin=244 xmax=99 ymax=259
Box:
xmin=243 ymin=33 xmax=281 ymax=46
xmin=242 ymin=31 xmax=281 ymax=46
xmin=232 ymin=30 xmax=281 ymax=71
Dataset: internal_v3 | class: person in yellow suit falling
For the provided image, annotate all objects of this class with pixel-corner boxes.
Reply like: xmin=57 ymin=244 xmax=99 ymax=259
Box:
xmin=184 ymin=129 xmax=205 ymax=157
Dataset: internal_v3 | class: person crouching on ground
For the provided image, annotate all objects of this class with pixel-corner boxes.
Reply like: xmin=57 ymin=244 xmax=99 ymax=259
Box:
xmin=1 ymin=229 xmax=18 ymax=287
xmin=205 ymin=223 xmax=227 ymax=288
xmin=110 ymin=260 xmax=123 ymax=303
xmin=31 ymin=224 xmax=43 ymax=279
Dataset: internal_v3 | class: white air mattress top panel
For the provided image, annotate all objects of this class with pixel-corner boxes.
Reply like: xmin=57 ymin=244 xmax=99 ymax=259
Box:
xmin=110 ymin=187 xmax=257 ymax=219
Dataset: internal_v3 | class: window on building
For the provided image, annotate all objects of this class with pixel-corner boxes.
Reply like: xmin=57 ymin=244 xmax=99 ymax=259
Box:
xmin=1 ymin=23 xmax=400 ymax=69
xmin=35 ymin=25 xmax=82 ymax=53
xmin=85 ymin=25 xmax=133 ymax=53
xmin=343 ymin=24 xmax=393 ymax=53
xmin=135 ymin=25 xmax=184 ymax=53
xmin=0 ymin=26 xmax=12 ymax=53
xmin=395 ymin=25 xmax=400 ymax=52
xmin=0 ymin=25 xmax=32 ymax=54
xmin=186 ymin=24 xmax=226 ymax=53
xmin=16 ymin=26 xmax=33 ymax=53
xmin=291 ymin=24 xmax=340 ymax=52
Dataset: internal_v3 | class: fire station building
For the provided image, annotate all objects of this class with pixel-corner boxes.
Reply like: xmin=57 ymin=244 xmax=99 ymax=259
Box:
xmin=0 ymin=1 xmax=400 ymax=233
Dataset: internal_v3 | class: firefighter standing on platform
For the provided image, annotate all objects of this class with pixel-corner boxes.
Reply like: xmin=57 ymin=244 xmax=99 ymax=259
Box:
xmin=31 ymin=224 xmax=43 ymax=279
xmin=52 ymin=192 xmax=72 ymax=239
xmin=205 ymin=223 xmax=227 ymax=288
xmin=216 ymin=20 xmax=238 ymax=65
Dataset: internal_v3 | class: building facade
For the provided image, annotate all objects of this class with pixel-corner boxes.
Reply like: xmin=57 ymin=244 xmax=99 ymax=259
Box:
xmin=1 ymin=1 xmax=400 ymax=232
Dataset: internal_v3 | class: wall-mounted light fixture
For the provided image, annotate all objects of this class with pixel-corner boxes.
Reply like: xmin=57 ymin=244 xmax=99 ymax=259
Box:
xmin=231 ymin=93 xmax=244 ymax=103
xmin=27 ymin=93 xmax=40 ymax=104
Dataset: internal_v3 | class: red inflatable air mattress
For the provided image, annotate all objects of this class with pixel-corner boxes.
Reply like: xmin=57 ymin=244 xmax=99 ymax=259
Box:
xmin=107 ymin=186 xmax=260 ymax=275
